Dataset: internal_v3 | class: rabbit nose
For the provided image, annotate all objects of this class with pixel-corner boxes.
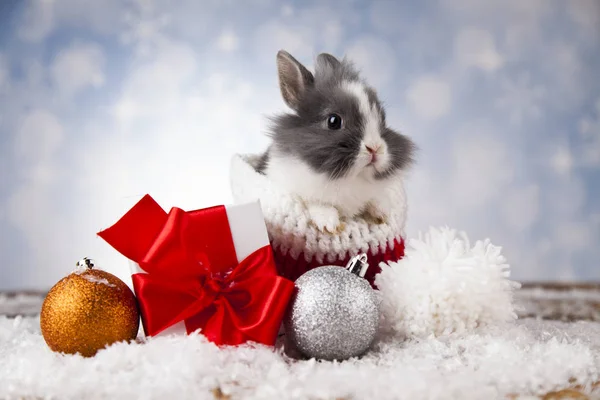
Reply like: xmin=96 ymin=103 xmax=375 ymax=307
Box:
xmin=365 ymin=144 xmax=381 ymax=163
xmin=365 ymin=144 xmax=380 ymax=154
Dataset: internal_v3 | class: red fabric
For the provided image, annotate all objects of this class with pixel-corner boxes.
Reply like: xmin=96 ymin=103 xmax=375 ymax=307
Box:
xmin=272 ymin=237 xmax=405 ymax=289
xmin=97 ymin=194 xmax=295 ymax=347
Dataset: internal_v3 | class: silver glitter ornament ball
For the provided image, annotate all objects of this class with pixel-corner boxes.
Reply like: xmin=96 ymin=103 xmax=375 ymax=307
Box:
xmin=283 ymin=254 xmax=380 ymax=361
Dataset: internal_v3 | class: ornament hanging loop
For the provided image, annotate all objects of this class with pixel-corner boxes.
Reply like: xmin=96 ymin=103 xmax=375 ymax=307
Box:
xmin=345 ymin=253 xmax=369 ymax=278
xmin=76 ymin=257 xmax=95 ymax=270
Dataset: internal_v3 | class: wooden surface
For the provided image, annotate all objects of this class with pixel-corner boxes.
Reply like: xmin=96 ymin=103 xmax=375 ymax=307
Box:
xmin=516 ymin=282 xmax=600 ymax=322
xmin=2 ymin=282 xmax=599 ymax=321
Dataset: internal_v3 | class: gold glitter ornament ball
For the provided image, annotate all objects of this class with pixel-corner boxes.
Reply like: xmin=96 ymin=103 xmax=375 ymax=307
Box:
xmin=40 ymin=258 xmax=140 ymax=357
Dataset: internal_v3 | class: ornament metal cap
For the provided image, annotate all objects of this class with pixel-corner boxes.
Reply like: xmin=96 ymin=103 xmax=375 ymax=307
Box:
xmin=76 ymin=257 xmax=95 ymax=270
xmin=345 ymin=253 xmax=369 ymax=278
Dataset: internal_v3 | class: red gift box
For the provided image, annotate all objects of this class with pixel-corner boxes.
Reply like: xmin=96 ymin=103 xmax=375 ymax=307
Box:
xmin=97 ymin=194 xmax=295 ymax=347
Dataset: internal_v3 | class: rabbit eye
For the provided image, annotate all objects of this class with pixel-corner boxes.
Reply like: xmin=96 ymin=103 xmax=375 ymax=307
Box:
xmin=327 ymin=114 xmax=342 ymax=130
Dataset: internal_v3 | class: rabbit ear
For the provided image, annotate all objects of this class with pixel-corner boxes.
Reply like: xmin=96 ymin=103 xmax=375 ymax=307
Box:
xmin=276 ymin=50 xmax=314 ymax=111
xmin=316 ymin=53 xmax=341 ymax=70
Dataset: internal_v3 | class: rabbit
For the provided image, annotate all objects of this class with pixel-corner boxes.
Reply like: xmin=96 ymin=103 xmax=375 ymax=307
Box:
xmin=256 ymin=49 xmax=416 ymax=234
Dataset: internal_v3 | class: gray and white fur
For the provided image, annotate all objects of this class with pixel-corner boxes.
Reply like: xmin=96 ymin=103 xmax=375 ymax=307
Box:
xmin=257 ymin=50 xmax=415 ymax=234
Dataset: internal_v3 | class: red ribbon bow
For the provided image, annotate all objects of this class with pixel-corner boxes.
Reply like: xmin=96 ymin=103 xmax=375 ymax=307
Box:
xmin=97 ymin=194 xmax=295 ymax=347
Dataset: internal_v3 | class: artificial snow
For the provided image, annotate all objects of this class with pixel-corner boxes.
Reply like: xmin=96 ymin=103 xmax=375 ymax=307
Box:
xmin=81 ymin=275 xmax=116 ymax=287
xmin=0 ymin=315 xmax=599 ymax=399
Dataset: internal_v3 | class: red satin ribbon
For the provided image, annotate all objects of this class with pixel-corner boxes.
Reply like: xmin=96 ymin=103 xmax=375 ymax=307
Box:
xmin=97 ymin=194 xmax=295 ymax=346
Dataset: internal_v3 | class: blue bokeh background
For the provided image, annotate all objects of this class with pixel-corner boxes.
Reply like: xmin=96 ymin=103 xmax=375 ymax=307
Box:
xmin=1 ymin=0 xmax=599 ymax=290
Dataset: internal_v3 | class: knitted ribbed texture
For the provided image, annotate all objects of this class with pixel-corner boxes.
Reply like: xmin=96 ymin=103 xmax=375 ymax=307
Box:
xmin=229 ymin=153 xmax=408 ymax=287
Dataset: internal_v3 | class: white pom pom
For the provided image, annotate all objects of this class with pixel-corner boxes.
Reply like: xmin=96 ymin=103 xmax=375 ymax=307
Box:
xmin=375 ymin=226 xmax=521 ymax=339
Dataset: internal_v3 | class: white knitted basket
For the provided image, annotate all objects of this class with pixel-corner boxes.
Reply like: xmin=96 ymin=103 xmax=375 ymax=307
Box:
xmin=229 ymin=153 xmax=409 ymax=285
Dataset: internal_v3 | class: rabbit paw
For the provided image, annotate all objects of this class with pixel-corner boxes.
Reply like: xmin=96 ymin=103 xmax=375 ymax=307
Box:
xmin=307 ymin=204 xmax=345 ymax=234
xmin=360 ymin=201 xmax=389 ymax=225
